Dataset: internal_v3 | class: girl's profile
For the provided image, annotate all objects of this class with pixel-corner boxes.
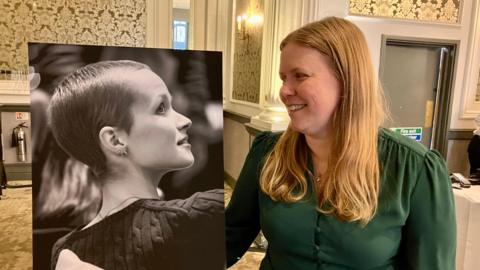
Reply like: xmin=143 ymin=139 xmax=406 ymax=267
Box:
xmin=29 ymin=45 xmax=225 ymax=270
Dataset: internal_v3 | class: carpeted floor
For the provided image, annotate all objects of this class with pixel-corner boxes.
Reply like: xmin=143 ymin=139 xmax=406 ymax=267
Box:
xmin=0 ymin=181 xmax=33 ymax=270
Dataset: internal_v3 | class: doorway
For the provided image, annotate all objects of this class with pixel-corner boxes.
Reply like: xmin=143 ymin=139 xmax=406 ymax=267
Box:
xmin=379 ymin=37 xmax=457 ymax=156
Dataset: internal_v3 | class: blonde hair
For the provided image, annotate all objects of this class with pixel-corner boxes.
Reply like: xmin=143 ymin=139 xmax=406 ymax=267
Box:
xmin=260 ymin=17 xmax=387 ymax=224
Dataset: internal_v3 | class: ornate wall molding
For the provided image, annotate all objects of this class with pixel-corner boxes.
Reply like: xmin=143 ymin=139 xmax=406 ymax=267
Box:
xmin=0 ymin=0 xmax=147 ymax=72
xmin=349 ymin=0 xmax=461 ymax=24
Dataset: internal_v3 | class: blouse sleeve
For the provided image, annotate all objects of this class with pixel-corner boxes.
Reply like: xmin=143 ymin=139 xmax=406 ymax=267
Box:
xmin=225 ymin=132 xmax=274 ymax=267
xmin=400 ymin=149 xmax=456 ymax=269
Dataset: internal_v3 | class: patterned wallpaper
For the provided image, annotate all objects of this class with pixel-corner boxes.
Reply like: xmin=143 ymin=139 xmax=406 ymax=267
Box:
xmin=0 ymin=0 xmax=146 ymax=72
xmin=349 ymin=0 xmax=461 ymax=24
xmin=231 ymin=0 xmax=264 ymax=104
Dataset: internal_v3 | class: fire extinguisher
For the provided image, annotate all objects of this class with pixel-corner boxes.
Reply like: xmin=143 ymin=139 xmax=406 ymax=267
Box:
xmin=11 ymin=122 xmax=28 ymax=162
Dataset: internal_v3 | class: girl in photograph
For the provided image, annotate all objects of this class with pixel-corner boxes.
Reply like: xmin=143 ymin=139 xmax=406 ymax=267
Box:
xmin=48 ymin=60 xmax=224 ymax=270
xmin=226 ymin=17 xmax=456 ymax=269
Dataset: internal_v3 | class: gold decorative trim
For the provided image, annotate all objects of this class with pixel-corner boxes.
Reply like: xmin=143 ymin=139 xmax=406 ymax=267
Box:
xmin=349 ymin=0 xmax=461 ymax=24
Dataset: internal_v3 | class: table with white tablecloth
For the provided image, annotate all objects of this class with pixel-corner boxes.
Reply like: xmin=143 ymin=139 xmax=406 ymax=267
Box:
xmin=454 ymin=186 xmax=480 ymax=270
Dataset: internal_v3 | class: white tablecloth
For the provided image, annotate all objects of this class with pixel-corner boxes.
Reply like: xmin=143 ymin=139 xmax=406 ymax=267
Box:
xmin=454 ymin=186 xmax=480 ymax=270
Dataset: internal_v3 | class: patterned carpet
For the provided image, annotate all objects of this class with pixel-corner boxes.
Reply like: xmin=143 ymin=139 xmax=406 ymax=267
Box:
xmin=0 ymin=181 xmax=32 ymax=270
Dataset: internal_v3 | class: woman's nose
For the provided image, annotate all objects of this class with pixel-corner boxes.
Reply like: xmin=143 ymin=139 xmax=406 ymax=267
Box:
xmin=176 ymin=112 xmax=192 ymax=131
xmin=279 ymin=83 xmax=295 ymax=101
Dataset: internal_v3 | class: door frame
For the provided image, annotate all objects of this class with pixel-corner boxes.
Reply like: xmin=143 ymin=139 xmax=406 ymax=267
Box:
xmin=379 ymin=35 xmax=458 ymax=158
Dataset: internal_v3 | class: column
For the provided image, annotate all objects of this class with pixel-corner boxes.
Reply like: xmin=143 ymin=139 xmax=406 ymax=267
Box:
xmin=249 ymin=0 xmax=304 ymax=131
xmin=146 ymin=0 xmax=173 ymax=48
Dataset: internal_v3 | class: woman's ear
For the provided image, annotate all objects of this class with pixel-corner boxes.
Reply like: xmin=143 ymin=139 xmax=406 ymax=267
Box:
xmin=98 ymin=126 xmax=128 ymax=156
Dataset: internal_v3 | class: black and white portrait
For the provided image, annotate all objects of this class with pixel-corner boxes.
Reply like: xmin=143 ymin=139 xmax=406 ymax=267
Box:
xmin=28 ymin=44 xmax=225 ymax=270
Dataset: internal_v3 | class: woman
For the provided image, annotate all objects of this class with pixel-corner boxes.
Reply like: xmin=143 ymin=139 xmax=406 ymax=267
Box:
xmin=226 ymin=17 xmax=456 ymax=269
xmin=48 ymin=60 xmax=224 ymax=270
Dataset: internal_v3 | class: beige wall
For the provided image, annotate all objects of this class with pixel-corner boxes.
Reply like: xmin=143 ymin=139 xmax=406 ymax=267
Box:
xmin=224 ymin=117 xmax=251 ymax=180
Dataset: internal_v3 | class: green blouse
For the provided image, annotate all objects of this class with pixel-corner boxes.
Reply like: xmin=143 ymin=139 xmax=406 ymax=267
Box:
xmin=226 ymin=128 xmax=456 ymax=270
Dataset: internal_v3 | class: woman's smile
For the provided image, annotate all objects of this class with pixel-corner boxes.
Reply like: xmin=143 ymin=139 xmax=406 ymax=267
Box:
xmin=286 ymin=104 xmax=307 ymax=112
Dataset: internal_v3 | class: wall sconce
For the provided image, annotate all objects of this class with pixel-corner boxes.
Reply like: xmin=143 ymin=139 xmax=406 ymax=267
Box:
xmin=236 ymin=11 xmax=263 ymax=43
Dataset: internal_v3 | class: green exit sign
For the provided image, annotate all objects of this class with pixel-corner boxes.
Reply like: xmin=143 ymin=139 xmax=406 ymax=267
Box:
xmin=390 ymin=127 xmax=422 ymax=142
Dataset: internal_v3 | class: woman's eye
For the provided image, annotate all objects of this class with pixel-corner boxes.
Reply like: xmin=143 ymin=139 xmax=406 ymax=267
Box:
xmin=156 ymin=103 xmax=167 ymax=114
xmin=295 ymin=73 xmax=308 ymax=79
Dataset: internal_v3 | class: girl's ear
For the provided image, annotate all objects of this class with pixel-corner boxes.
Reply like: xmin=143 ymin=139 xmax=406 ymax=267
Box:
xmin=98 ymin=126 xmax=128 ymax=156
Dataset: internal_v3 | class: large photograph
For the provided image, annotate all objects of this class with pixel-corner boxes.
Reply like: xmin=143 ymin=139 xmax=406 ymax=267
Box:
xmin=28 ymin=44 xmax=225 ymax=270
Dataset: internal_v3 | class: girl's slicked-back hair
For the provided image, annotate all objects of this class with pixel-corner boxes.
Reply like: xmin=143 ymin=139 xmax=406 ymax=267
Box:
xmin=260 ymin=17 xmax=388 ymax=224
xmin=49 ymin=60 xmax=151 ymax=176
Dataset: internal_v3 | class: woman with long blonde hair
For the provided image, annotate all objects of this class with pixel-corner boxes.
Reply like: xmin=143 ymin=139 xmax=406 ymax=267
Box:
xmin=226 ymin=17 xmax=455 ymax=269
